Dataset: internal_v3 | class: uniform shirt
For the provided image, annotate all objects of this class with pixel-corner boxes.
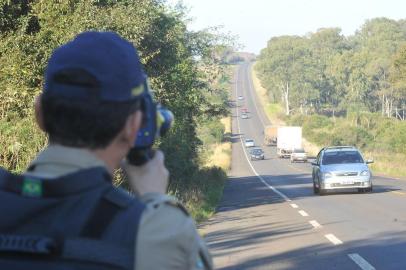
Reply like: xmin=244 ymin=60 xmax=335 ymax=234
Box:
xmin=25 ymin=145 xmax=213 ymax=270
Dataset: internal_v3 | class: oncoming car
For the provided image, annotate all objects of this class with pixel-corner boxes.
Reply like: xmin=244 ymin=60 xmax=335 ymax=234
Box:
xmin=241 ymin=113 xmax=248 ymax=119
xmin=250 ymin=148 xmax=264 ymax=160
xmin=312 ymin=146 xmax=374 ymax=195
xmin=244 ymin=139 xmax=255 ymax=147
xmin=238 ymin=95 xmax=244 ymax=100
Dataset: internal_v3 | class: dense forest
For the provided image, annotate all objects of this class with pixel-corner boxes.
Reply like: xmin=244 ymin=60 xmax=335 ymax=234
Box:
xmin=255 ymin=18 xmax=406 ymax=119
xmin=0 ymin=0 xmax=233 ymax=213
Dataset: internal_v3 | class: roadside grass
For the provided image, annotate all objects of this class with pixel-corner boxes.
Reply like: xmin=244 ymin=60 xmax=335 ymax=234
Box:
xmin=0 ymin=116 xmax=46 ymax=173
xmin=250 ymin=62 xmax=406 ymax=179
xmin=186 ymin=116 xmax=231 ymax=223
xmin=251 ymin=65 xmax=284 ymax=125
xmin=187 ymin=67 xmax=234 ymax=223
xmin=366 ymin=152 xmax=406 ymax=178
xmin=205 ymin=118 xmax=232 ymax=170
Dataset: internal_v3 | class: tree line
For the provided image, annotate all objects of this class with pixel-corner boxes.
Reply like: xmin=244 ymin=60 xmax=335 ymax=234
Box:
xmin=0 ymin=0 xmax=232 ymax=202
xmin=255 ymin=18 xmax=406 ymax=120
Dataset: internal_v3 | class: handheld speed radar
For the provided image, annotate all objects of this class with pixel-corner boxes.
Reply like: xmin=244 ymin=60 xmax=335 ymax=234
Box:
xmin=127 ymin=81 xmax=174 ymax=166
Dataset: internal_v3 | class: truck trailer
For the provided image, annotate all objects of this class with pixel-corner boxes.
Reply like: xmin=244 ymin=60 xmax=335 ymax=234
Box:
xmin=277 ymin=126 xmax=302 ymax=158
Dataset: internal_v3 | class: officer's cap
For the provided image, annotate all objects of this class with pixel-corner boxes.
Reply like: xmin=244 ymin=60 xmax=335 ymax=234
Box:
xmin=44 ymin=31 xmax=147 ymax=101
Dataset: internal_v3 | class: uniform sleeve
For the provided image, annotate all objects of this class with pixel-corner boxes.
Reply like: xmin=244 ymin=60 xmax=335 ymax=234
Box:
xmin=135 ymin=194 xmax=213 ymax=270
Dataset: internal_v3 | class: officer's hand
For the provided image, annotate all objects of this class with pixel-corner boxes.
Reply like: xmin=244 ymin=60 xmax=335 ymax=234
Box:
xmin=122 ymin=150 xmax=169 ymax=195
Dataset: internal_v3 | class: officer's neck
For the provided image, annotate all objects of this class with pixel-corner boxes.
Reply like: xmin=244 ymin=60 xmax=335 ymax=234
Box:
xmin=91 ymin=138 xmax=129 ymax=176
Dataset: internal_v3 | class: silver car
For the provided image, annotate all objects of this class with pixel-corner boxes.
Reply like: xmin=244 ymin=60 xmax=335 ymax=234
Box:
xmin=312 ymin=146 xmax=374 ymax=195
xmin=290 ymin=148 xmax=307 ymax=163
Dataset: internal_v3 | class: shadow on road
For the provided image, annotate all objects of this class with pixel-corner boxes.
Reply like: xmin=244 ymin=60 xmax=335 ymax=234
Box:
xmin=262 ymin=173 xmax=400 ymax=199
xmin=215 ymin=232 xmax=406 ymax=269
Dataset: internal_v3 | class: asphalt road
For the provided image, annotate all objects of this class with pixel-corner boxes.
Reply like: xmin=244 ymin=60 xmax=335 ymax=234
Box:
xmin=200 ymin=63 xmax=406 ymax=270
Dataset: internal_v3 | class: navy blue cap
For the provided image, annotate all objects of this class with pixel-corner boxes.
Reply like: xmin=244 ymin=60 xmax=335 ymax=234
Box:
xmin=44 ymin=31 xmax=147 ymax=101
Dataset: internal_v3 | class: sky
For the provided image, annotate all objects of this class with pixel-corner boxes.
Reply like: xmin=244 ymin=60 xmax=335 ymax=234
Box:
xmin=168 ymin=0 xmax=406 ymax=54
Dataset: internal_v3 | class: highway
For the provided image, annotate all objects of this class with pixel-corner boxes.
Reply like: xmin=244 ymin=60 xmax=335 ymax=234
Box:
xmin=200 ymin=63 xmax=406 ymax=270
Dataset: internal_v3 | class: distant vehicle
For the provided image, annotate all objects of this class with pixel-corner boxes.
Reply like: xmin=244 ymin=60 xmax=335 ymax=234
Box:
xmin=241 ymin=113 xmax=248 ymax=119
xmin=263 ymin=126 xmax=278 ymax=146
xmin=244 ymin=139 xmax=255 ymax=147
xmin=250 ymin=148 xmax=265 ymax=160
xmin=241 ymin=108 xmax=248 ymax=113
xmin=311 ymin=146 xmax=374 ymax=195
xmin=238 ymin=95 xmax=244 ymax=100
xmin=277 ymin=127 xmax=302 ymax=158
xmin=290 ymin=148 xmax=307 ymax=163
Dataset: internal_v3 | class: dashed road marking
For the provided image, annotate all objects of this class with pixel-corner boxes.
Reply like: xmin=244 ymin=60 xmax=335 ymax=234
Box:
xmin=298 ymin=210 xmax=309 ymax=217
xmin=348 ymin=253 xmax=376 ymax=270
xmin=309 ymin=220 xmax=321 ymax=229
xmin=290 ymin=203 xmax=299 ymax=209
xmin=325 ymin=234 xmax=343 ymax=245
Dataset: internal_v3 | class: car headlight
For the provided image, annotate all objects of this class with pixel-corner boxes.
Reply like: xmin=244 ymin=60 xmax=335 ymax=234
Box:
xmin=360 ymin=170 xmax=370 ymax=176
xmin=323 ymin=172 xmax=333 ymax=179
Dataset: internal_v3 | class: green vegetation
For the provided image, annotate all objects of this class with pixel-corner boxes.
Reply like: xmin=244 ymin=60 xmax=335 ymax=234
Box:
xmin=287 ymin=113 xmax=406 ymax=177
xmin=255 ymin=17 xmax=406 ymax=177
xmin=0 ymin=0 xmax=234 ymax=221
xmin=255 ymin=18 xmax=406 ymax=118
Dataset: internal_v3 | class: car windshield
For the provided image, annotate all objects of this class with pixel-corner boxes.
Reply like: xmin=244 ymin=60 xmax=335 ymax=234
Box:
xmin=322 ymin=151 xmax=364 ymax=165
xmin=246 ymin=139 xmax=253 ymax=143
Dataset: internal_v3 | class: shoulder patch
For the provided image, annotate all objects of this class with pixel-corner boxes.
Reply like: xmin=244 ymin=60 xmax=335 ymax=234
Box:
xmin=163 ymin=200 xmax=190 ymax=216
xmin=146 ymin=194 xmax=190 ymax=216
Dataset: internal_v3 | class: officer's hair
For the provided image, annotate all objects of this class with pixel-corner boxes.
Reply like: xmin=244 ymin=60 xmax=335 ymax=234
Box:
xmin=41 ymin=95 xmax=141 ymax=149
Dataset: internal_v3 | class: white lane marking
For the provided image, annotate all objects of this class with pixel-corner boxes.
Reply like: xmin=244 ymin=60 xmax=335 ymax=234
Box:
xmin=298 ymin=210 xmax=309 ymax=217
xmin=324 ymin=234 xmax=343 ymax=245
xmin=235 ymin=67 xmax=291 ymax=203
xmin=290 ymin=203 xmax=299 ymax=209
xmin=309 ymin=220 xmax=321 ymax=229
xmin=348 ymin=253 xmax=376 ymax=270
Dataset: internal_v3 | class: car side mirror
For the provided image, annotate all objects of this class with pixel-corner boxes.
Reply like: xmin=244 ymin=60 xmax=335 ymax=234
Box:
xmin=366 ymin=159 xmax=374 ymax=164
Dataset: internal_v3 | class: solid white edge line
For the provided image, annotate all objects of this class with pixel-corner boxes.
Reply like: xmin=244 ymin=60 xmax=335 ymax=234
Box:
xmin=235 ymin=66 xmax=291 ymax=203
xmin=324 ymin=234 xmax=343 ymax=245
xmin=309 ymin=220 xmax=321 ymax=229
xmin=298 ymin=210 xmax=309 ymax=217
xmin=290 ymin=203 xmax=299 ymax=209
xmin=348 ymin=253 xmax=376 ymax=270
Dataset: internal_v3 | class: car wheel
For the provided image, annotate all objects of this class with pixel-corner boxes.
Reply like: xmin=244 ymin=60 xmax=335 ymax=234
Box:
xmin=318 ymin=181 xmax=326 ymax=195
xmin=365 ymin=186 xmax=373 ymax=193
xmin=313 ymin=182 xmax=319 ymax=194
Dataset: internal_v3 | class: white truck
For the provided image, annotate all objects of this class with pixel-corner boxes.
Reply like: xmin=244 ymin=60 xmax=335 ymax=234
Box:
xmin=277 ymin=126 xmax=302 ymax=158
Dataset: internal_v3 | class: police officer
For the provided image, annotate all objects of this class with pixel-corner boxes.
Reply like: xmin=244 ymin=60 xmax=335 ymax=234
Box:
xmin=0 ymin=31 xmax=212 ymax=270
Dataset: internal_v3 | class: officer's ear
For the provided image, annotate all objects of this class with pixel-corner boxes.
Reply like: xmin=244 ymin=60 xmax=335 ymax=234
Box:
xmin=123 ymin=110 xmax=143 ymax=146
xmin=34 ymin=95 xmax=45 ymax=132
